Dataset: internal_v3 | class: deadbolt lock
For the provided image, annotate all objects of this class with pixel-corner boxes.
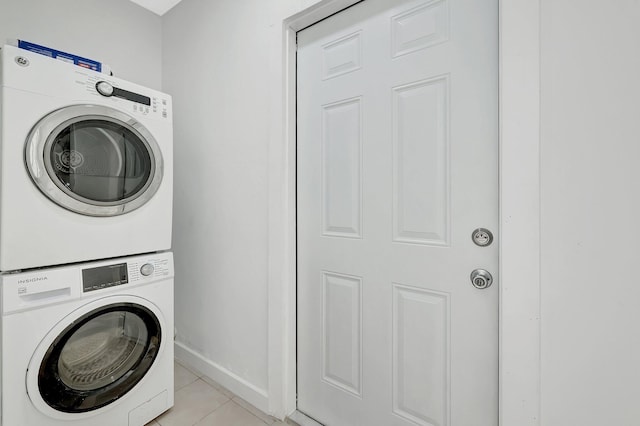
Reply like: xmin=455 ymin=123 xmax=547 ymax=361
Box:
xmin=472 ymin=228 xmax=493 ymax=247
xmin=470 ymin=269 xmax=493 ymax=289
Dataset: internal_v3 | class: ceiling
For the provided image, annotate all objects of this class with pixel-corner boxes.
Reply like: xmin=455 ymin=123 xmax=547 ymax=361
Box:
xmin=128 ymin=0 xmax=183 ymax=15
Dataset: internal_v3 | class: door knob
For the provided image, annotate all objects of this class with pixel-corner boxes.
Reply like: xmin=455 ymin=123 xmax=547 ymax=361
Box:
xmin=470 ymin=269 xmax=493 ymax=289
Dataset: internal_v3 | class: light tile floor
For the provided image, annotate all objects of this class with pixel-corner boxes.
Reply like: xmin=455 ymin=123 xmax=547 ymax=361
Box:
xmin=146 ymin=361 xmax=291 ymax=426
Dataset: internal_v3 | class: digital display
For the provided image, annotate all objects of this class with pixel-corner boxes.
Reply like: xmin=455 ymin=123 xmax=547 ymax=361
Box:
xmin=82 ymin=263 xmax=128 ymax=292
xmin=112 ymin=87 xmax=151 ymax=106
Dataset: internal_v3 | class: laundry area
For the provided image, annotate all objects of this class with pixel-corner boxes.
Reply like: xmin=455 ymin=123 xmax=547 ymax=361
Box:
xmin=0 ymin=36 xmax=176 ymax=426
xmin=0 ymin=0 xmax=639 ymax=426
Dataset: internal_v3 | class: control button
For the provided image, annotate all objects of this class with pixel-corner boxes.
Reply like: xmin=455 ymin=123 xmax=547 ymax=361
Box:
xmin=140 ymin=263 xmax=155 ymax=276
xmin=96 ymin=81 xmax=114 ymax=97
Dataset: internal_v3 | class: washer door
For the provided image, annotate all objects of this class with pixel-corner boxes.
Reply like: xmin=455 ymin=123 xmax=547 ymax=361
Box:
xmin=25 ymin=104 xmax=163 ymax=216
xmin=34 ymin=302 xmax=161 ymax=414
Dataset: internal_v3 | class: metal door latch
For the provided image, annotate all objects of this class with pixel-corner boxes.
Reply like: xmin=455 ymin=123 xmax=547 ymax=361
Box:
xmin=470 ymin=269 xmax=493 ymax=289
xmin=472 ymin=228 xmax=493 ymax=247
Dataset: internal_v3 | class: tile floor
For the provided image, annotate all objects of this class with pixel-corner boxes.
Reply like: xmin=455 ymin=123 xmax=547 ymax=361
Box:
xmin=146 ymin=361 xmax=291 ymax=426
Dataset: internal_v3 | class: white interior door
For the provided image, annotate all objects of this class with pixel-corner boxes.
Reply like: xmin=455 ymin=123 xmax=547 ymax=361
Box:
xmin=297 ymin=0 xmax=498 ymax=425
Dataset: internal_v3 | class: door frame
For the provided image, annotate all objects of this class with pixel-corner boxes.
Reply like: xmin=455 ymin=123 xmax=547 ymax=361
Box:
xmin=266 ymin=0 xmax=541 ymax=424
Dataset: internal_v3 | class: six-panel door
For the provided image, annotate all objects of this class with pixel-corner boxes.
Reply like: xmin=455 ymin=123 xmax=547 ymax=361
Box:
xmin=297 ymin=0 xmax=499 ymax=424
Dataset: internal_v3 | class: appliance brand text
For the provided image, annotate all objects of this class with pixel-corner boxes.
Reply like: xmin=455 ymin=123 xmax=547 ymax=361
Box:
xmin=17 ymin=276 xmax=48 ymax=284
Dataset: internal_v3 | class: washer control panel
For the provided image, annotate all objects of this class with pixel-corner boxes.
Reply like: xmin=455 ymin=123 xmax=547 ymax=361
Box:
xmin=81 ymin=256 xmax=170 ymax=293
xmin=82 ymin=263 xmax=128 ymax=293
xmin=1 ymin=252 xmax=173 ymax=313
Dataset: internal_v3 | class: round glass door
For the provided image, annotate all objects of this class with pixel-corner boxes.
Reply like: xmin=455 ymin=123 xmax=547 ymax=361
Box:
xmin=25 ymin=105 xmax=163 ymax=216
xmin=47 ymin=119 xmax=152 ymax=204
xmin=37 ymin=303 xmax=161 ymax=413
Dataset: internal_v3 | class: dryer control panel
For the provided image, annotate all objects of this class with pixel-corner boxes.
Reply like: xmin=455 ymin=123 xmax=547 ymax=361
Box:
xmin=0 ymin=45 xmax=173 ymax=121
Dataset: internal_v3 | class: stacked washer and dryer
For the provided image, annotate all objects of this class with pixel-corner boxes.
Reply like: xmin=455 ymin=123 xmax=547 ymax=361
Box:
xmin=0 ymin=45 xmax=174 ymax=425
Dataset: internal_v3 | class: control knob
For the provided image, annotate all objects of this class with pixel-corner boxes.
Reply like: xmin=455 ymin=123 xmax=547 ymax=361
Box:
xmin=96 ymin=81 xmax=114 ymax=97
xmin=140 ymin=263 xmax=154 ymax=277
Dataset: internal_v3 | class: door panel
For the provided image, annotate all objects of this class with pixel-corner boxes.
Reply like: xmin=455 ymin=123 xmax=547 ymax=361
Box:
xmin=297 ymin=0 xmax=498 ymax=424
xmin=322 ymin=98 xmax=363 ymax=238
xmin=393 ymin=76 xmax=449 ymax=246
xmin=392 ymin=284 xmax=449 ymax=426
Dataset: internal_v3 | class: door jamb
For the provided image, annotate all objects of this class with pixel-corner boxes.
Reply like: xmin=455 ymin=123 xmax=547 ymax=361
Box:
xmin=266 ymin=0 xmax=542 ymax=424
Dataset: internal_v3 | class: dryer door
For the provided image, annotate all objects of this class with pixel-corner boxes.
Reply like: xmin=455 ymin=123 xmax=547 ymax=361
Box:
xmin=25 ymin=104 xmax=163 ymax=216
xmin=34 ymin=302 xmax=162 ymax=413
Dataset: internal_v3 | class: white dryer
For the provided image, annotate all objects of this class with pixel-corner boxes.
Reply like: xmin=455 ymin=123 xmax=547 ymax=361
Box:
xmin=0 ymin=45 xmax=173 ymax=271
xmin=0 ymin=251 xmax=174 ymax=426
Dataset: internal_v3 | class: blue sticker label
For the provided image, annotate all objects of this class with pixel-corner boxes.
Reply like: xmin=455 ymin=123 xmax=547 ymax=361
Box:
xmin=17 ymin=40 xmax=102 ymax=72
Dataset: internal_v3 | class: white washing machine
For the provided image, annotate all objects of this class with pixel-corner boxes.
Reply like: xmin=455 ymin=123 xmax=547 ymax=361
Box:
xmin=0 ymin=251 xmax=174 ymax=426
xmin=0 ymin=45 xmax=173 ymax=271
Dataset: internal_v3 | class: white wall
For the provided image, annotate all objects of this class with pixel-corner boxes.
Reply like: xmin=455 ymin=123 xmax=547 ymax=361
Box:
xmin=0 ymin=0 xmax=162 ymax=89
xmin=163 ymin=0 xmax=273 ymax=409
xmin=162 ymin=0 xmax=323 ymax=413
xmin=540 ymin=0 xmax=640 ymax=424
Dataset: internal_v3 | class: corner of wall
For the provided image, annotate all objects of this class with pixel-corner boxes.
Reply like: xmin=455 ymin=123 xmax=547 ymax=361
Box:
xmin=174 ymin=341 xmax=270 ymax=413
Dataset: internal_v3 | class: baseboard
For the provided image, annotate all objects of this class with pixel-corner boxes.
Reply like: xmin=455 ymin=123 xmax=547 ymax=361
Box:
xmin=289 ymin=410 xmax=324 ymax=426
xmin=174 ymin=341 xmax=270 ymax=414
